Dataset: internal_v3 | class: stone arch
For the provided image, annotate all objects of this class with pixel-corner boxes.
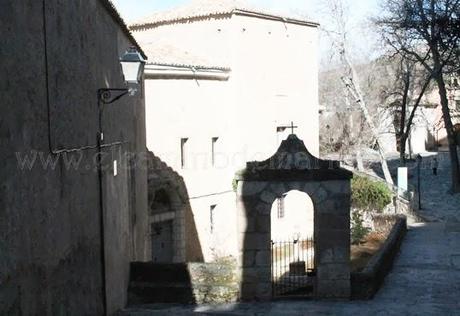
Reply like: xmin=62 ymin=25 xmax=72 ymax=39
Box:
xmin=270 ymin=190 xmax=314 ymax=241
xmin=235 ymin=135 xmax=352 ymax=301
xmin=150 ymin=188 xmax=171 ymax=213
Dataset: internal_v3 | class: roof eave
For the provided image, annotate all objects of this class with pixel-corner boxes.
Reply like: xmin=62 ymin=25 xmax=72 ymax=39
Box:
xmin=129 ymin=8 xmax=319 ymax=31
xmin=145 ymin=63 xmax=231 ymax=80
xmin=233 ymin=9 xmax=320 ymax=27
xmin=100 ymin=0 xmax=148 ymax=59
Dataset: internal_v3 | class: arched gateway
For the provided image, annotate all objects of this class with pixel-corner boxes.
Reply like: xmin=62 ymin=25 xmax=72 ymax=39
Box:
xmin=235 ymin=134 xmax=353 ymax=300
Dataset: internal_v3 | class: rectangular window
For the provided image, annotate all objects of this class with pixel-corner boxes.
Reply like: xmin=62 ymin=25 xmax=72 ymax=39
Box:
xmin=211 ymin=137 xmax=219 ymax=167
xmin=180 ymin=138 xmax=188 ymax=168
xmin=210 ymin=204 xmax=217 ymax=233
xmin=456 ymin=100 xmax=460 ymax=111
xmin=277 ymin=195 xmax=286 ymax=219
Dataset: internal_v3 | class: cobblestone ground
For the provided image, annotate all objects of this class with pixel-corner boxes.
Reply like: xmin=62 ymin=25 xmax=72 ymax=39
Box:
xmin=120 ymin=152 xmax=460 ymax=316
xmin=415 ymin=151 xmax=460 ymax=223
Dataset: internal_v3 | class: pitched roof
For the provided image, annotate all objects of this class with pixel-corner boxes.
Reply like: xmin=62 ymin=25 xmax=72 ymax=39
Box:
xmin=99 ymin=0 xmax=147 ymax=59
xmin=141 ymin=41 xmax=230 ymax=69
xmin=130 ymin=0 xmax=318 ymax=30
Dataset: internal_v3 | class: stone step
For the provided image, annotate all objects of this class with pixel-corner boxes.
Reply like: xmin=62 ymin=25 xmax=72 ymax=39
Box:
xmin=130 ymin=262 xmax=191 ymax=284
xmin=128 ymin=282 xmax=195 ymax=305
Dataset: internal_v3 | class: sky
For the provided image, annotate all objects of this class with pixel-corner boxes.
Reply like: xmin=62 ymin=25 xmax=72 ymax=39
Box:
xmin=111 ymin=0 xmax=379 ymax=24
xmin=112 ymin=0 xmax=382 ymax=66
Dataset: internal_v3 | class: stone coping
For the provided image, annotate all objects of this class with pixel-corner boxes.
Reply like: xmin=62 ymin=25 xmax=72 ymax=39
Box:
xmin=236 ymin=135 xmax=353 ymax=182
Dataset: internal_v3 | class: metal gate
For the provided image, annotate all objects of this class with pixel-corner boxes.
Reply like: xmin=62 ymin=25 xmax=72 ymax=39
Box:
xmin=271 ymin=237 xmax=315 ymax=297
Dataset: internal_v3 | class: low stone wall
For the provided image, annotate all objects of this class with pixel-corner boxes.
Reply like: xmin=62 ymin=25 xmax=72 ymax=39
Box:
xmin=351 ymin=216 xmax=407 ymax=300
xmin=394 ymin=195 xmax=425 ymax=224
xmin=128 ymin=260 xmax=239 ymax=305
xmin=380 ymin=193 xmax=424 ymax=225
xmin=373 ymin=214 xmax=403 ymax=232
xmin=188 ymin=261 xmax=240 ymax=304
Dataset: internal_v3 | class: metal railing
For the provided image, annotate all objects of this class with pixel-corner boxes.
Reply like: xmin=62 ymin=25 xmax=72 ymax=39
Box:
xmin=271 ymin=237 xmax=315 ymax=297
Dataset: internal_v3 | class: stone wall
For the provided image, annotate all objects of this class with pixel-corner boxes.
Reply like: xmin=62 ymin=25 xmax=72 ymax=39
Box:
xmin=0 ymin=1 xmax=147 ymax=314
xmin=188 ymin=261 xmax=239 ymax=304
xmin=128 ymin=261 xmax=239 ymax=305
xmin=351 ymin=216 xmax=407 ymax=300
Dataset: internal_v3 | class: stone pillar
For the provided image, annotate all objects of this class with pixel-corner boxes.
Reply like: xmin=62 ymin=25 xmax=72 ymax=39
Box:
xmin=314 ymin=181 xmax=351 ymax=299
xmin=237 ymin=181 xmax=273 ymax=301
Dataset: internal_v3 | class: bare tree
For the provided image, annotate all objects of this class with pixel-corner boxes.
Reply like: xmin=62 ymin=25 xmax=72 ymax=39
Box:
xmin=376 ymin=0 xmax=460 ymax=192
xmin=323 ymin=0 xmax=395 ymax=185
xmin=383 ymin=57 xmax=433 ymax=164
xmin=319 ymin=65 xmax=377 ymax=171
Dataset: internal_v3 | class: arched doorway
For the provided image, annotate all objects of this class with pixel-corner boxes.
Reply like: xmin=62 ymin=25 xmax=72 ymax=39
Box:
xmin=271 ymin=190 xmax=314 ymax=241
xmin=150 ymin=189 xmax=175 ymax=263
xmin=235 ymin=134 xmax=352 ymax=301
xmin=147 ymin=151 xmax=205 ymax=263
xmin=270 ymin=190 xmax=315 ymax=297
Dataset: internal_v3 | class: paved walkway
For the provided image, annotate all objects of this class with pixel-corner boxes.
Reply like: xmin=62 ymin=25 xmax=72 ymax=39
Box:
xmin=415 ymin=152 xmax=460 ymax=223
xmin=120 ymin=152 xmax=460 ymax=315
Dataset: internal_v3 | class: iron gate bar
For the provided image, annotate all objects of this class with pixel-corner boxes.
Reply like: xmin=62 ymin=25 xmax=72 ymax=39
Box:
xmin=271 ymin=237 xmax=315 ymax=298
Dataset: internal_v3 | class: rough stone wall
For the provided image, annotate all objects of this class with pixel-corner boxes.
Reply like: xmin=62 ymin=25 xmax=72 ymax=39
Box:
xmin=236 ymin=180 xmax=351 ymax=301
xmin=188 ymin=261 xmax=239 ymax=304
xmin=0 ymin=1 xmax=147 ymax=315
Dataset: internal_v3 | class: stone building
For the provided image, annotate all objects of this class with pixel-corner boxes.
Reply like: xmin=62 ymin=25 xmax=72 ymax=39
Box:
xmin=1 ymin=1 xmax=148 ymax=314
xmin=426 ymin=75 xmax=460 ymax=149
xmin=389 ymin=77 xmax=460 ymax=155
xmin=131 ymin=0 xmax=320 ymax=262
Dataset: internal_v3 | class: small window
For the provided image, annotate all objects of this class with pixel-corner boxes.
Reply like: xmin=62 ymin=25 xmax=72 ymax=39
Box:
xmin=276 ymin=126 xmax=289 ymax=145
xmin=276 ymin=126 xmax=287 ymax=133
xmin=277 ymin=195 xmax=286 ymax=219
xmin=210 ymin=204 xmax=217 ymax=233
xmin=211 ymin=137 xmax=219 ymax=167
xmin=180 ymin=138 xmax=188 ymax=168
xmin=456 ymin=100 xmax=460 ymax=111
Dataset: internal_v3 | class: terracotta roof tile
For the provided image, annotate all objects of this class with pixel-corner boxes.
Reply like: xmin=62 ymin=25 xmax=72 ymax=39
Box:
xmin=130 ymin=0 xmax=317 ymax=30
xmin=141 ymin=41 xmax=230 ymax=69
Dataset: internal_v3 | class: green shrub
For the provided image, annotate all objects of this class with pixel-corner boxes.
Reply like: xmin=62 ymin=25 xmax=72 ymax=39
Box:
xmin=351 ymin=175 xmax=392 ymax=212
xmin=232 ymin=178 xmax=238 ymax=192
xmin=351 ymin=210 xmax=371 ymax=245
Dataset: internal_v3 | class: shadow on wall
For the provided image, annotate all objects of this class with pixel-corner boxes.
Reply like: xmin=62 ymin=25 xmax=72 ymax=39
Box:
xmin=130 ymin=153 xmax=243 ymax=306
xmin=127 ymin=153 xmax=204 ymax=306
xmin=147 ymin=151 xmax=203 ymax=262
